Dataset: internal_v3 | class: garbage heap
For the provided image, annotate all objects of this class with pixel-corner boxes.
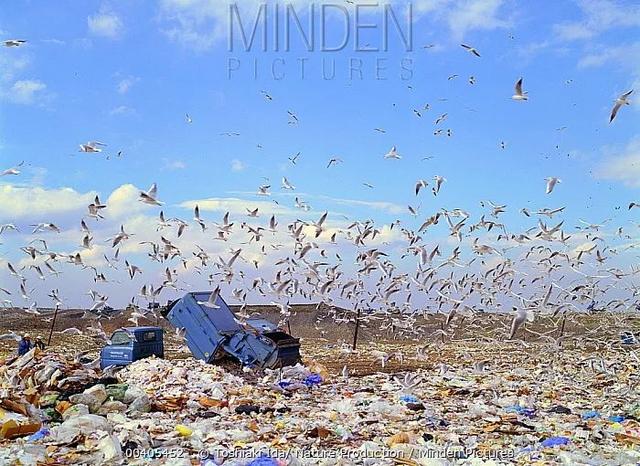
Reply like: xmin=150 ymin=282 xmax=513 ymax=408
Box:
xmin=0 ymin=348 xmax=331 ymax=465
xmin=2 ymin=344 xmax=640 ymax=465
xmin=0 ymin=348 xmax=103 ymax=438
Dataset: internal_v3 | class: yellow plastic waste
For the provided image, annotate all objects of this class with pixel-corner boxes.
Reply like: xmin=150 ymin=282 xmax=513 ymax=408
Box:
xmin=175 ymin=424 xmax=192 ymax=437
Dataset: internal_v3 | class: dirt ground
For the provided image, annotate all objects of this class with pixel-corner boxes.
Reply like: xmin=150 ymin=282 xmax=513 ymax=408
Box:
xmin=1 ymin=304 xmax=638 ymax=375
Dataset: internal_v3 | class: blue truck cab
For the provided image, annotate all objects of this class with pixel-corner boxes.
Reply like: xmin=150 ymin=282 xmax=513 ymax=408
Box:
xmin=100 ymin=326 xmax=164 ymax=369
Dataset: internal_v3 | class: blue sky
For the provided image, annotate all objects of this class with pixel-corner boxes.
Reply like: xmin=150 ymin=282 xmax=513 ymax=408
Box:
xmin=0 ymin=0 xmax=639 ymax=309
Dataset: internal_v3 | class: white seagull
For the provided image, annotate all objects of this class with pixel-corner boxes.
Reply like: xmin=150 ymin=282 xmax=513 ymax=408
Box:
xmin=197 ymin=286 xmax=221 ymax=309
xmin=281 ymin=177 xmax=296 ymax=190
xmin=138 ymin=183 xmax=162 ymax=205
xmin=1 ymin=161 xmax=24 ymax=176
xmin=609 ymin=90 xmax=633 ymax=123
xmin=79 ymin=141 xmax=106 ymax=153
xmin=545 ymin=177 xmax=561 ymax=194
xmin=512 ymin=78 xmax=528 ymax=101
xmin=460 ymin=43 xmax=480 ymax=57
xmin=384 ymin=146 xmax=401 ymax=160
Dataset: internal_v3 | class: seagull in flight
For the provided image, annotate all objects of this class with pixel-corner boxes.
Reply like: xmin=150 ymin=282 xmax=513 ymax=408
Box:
xmin=512 ymin=78 xmax=528 ymax=101
xmin=460 ymin=43 xmax=481 ymax=57
xmin=1 ymin=161 xmax=24 ymax=176
xmin=197 ymin=286 xmax=221 ymax=308
xmin=79 ymin=141 xmax=106 ymax=153
xmin=415 ymin=179 xmax=428 ymax=195
xmin=288 ymin=152 xmax=301 ymax=165
xmin=138 ymin=183 xmax=162 ymax=205
xmin=327 ymin=157 xmax=343 ymax=168
xmin=281 ymin=177 xmax=296 ymax=190
xmin=384 ymin=146 xmax=401 ymax=160
xmin=433 ymin=175 xmax=446 ymax=195
xmin=609 ymin=90 xmax=633 ymax=123
xmin=545 ymin=177 xmax=561 ymax=194
xmin=3 ymin=39 xmax=27 ymax=47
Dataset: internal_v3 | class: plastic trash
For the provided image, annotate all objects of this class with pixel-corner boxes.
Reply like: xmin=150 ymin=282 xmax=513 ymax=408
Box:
xmin=620 ymin=332 xmax=637 ymax=344
xmin=127 ymin=394 xmax=151 ymax=414
xmin=505 ymin=405 xmax=536 ymax=418
xmin=96 ymin=433 xmax=123 ymax=462
xmin=304 ymin=373 xmax=323 ymax=387
xmin=175 ymin=424 xmax=193 ymax=437
xmin=247 ymin=455 xmax=280 ymax=466
xmin=123 ymin=386 xmax=147 ymax=404
xmin=609 ymin=415 xmax=625 ymax=423
xmin=548 ymin=405 xmax=572 ymax=415
xmin=541 ymin=436 xmax=570 ymax=448
xmin=235 ymin=405 xmax=261 ymax=415
xmin=399 ymin=394 xmax=419 ymax=403
xmin=105 ymin=384 xmax=128 ymax=402
xmin=98 ymin=400 xmax=127 ymax=415
xmin=582 ymin=410 xmax=600 ymax=420
xmin=38 ymin=393 xmax=59 ymax=408
xmin=61 ymin=403 xmax=89 ymax=420
xmin=27 ymin=427 xmax=49 ymax=442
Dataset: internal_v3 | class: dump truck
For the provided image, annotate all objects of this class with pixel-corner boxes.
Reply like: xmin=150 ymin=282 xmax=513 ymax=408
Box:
xmin=99 ymin=292 xmax=301 ymax=370
xmin=163 ymin=291 xmax=301 ymax=369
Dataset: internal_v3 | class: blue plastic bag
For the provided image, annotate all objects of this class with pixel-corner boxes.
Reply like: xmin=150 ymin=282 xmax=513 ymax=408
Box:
xmin=582 ymin=410 xmax=600 ymax=420
xmin=505 ymin=405 xmax=536 ymax=418
xmin=248 ymin=455 xmax=279 ymax=466
xmin=27 ymin=427 xmax=50 ymax=442
xmin=304 ymin=373 xmax=323 ymax=387
xmin=400 ymin=394 xmax=419 ymax=403
xmin=541 ymin=436 xmax=570 ymax=448
xmin=277 ymin=380 xmax=292 ymax=389
xmin=609 ymin=415 xmax=625 ymax=423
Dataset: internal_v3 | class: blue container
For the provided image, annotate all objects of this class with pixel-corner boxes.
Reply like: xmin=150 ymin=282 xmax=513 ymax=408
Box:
xmin=100 ymin=327 xmax=164 ymax=369
xmin=621 ymin=332 xmax=637 ymax=345
xmin=164 ymin=292 xmax=301 ymax=369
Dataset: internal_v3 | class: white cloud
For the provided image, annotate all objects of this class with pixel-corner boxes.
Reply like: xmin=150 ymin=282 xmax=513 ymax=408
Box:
xmin=106 ymin=184 xmax=152 ymax=219
xmin=553 ymin=0 xmax=640 ymax=41
xmin=159 ymin=0 xmax=512 ymax=49
xmin=578 ymin=42 xmax=640 ymax=69
xmin=231 ymin=159 xmax=246 ymax=172
xmin=110 ymin=105 xmax=135 ymax=116
xmin=445 ymin=0 xmax=511 ymax=40
xmin=88 ymin=7 xmax=124 ymax=39
xmin=595 ymin=137 xmax=640 ymax=187
xmin=180 ymin=197 xmax=299 ymax=217
xmin=0 ymin=184 xmax=95 ymax=218
xmin=117 ymin=76 xmax=139 ymax=94
xmin=6 ymin=79 xmax=47 ymax=105
xmin=163 ymin=159 xmax=187 ymax=170
xmin=0 ymin=55 xmax=30 ymax=83
xmin=319 ymin=196 xmax=406 ymax=215
xmin=159 ymin=0 xmax=231 ymax=49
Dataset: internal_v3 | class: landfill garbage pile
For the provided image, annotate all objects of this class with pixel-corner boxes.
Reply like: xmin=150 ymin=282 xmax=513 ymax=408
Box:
xmin=1 ymin=342 xmax=640 ymax=465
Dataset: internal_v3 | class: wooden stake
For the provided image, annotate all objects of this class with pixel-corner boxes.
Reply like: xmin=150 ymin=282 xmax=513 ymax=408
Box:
xmin=352 ymin=309 xmax=361 ymax=351
xmin=47 ymin=306 xmax=59 ymax=346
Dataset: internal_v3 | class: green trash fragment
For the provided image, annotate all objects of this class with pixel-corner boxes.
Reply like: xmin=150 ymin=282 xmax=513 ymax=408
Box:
xmin=105 ymin=384 xmax=129 ymax=402
xmin=38 ymin=393 xmax=59 ymax=408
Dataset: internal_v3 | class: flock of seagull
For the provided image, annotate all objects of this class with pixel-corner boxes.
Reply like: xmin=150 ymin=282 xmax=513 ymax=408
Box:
xmin=0 ymin=37 xmax=638 ymax=350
